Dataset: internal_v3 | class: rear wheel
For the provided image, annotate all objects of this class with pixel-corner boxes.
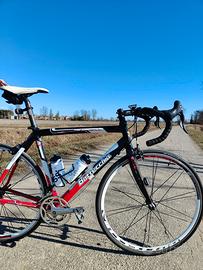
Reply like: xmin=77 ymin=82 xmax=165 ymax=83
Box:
xmin=0 ymin=144 xmax=46 ymax=242
xmin=96 ymin=150 xmax=203 ymax=256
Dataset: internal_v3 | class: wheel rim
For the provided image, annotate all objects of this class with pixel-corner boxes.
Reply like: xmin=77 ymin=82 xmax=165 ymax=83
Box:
xmin=0 ymin=147 xmax=44 ymax=241
xmin=100 ymin=154 xmax=202 ymax=254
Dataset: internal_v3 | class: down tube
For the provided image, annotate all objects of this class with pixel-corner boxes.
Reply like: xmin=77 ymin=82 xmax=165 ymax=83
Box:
xmin=62 ymin=140 xmax=124 ymax=202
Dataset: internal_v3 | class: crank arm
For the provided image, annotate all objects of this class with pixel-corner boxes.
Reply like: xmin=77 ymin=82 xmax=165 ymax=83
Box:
xmin=51 ymin=206 xmax=84 ymax=216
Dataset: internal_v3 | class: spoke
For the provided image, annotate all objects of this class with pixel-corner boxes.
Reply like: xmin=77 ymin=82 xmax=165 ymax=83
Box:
xmin=158 ymin=202 xmax=193 ymax=220
xmin=152 ymin=158 xmax=155 ymax=185
xmin=152 ymin=209 xmax=174 ymax=239
xmin=151 ymin=158 xmax=159 ymax=197
xmin=108 ymin=204 xmax=144 ymax=217
xmin=2 ymin=206 xmax=9 ymax=228
xmin=120 ymin=205 xmax=144 ymax=236
xmin=121 ymin=209 xmax=151 ymax=235
xmin=152 ymin=168 xmax=181 ymax=196
xmin=6 ymin=193 xmax=27 ymax=220
xmin=111 ymin=186 xmax=143 ymax=198
xmin=0 ymin=205 xmax=3 ymax=219
xmin=143 ymin=209 xmax=150 ymax=244
xmin=10 ymin=170 xmax=34 ymax=188
xmin=156 ymin=171 xmax=184 ymax=205
xmin=126 ymin=166 xmax=134 ymax=180
xmin=146 ymin=211 xmax=152 ymax=244
xmin=3 ymin=205 xmax=35 ymax=224
xmin=111 ymin=186 xmax=143 ymax=205
xmin=156 ymin=209 xmax=189 ymax=223
xmin=2 ymin=206 xmax=15 ymax=232
xmin=27 ymin=207 xmax=38 ymax=213
xmin=2 ymin=205 xmax=21 ymax=221
xmin=159 ymin=191 xmax=196 ymax=203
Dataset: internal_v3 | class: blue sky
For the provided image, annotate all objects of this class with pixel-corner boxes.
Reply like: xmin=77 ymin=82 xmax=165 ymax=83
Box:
xmin=0 ymin=0 xmax=202 ymax=119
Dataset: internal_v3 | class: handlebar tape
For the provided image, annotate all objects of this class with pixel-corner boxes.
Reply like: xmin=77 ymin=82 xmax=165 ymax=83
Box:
xmin=146 ymin=117 xmax=172 ymax=146
xmin=134 ymin=116 xmax=150 ymax=138
xmin=145 ymin=100 xmax=182 ymax=146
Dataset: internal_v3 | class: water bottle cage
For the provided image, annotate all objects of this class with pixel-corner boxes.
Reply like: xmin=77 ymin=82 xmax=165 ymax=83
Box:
xmin=52 ymin=169 xmax=65 ymax=185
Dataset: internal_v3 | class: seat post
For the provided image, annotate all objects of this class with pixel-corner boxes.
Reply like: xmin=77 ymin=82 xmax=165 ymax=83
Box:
xmin=24 ymin=97 xmax=38 ymax=129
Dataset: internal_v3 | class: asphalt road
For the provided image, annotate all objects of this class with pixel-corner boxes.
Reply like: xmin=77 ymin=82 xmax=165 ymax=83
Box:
xmin=1 ymin=127 xmax=203 ymax=270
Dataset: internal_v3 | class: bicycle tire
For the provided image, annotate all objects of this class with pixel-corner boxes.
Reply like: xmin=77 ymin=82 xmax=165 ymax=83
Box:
xmin=96 ymin=150 xmax=203 ymax=256
xmin=0 ymin=144 xmax=47 ymax=243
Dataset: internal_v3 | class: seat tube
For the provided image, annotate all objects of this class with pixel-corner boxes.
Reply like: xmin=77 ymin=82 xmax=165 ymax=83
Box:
xmin=23 ymin=98 xmax=53 ymax=186
xmin=24 ymin=98 xmax=38 ymax=129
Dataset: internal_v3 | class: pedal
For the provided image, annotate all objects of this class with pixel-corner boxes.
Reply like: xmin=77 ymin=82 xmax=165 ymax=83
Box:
xmin=74 ymin=208 xmax=85 ymax=224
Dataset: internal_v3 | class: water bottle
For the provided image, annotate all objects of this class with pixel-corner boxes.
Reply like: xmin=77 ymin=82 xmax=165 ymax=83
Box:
xmin=63 ymin=154 xmax=91 ymax=183
xmin=50 ymin=155 xmax=65 ymax=187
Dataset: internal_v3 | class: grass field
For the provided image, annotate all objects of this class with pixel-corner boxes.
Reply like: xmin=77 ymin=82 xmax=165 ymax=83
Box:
xmin=187 ymin=124 xmax=203 ymax=150
xmin=0 ymin=119 xmax=122 ymax=162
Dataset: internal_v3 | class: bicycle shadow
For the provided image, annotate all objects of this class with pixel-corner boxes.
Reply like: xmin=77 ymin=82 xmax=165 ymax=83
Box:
xmin=0 ymin=224 xmax=129 ymax=255
xmin=29 ymin=223 xmax=128 ymax=255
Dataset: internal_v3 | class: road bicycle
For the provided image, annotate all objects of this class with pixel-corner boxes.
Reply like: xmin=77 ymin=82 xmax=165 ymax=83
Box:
xmin=0 ymin=81 xmax=202 ymax=256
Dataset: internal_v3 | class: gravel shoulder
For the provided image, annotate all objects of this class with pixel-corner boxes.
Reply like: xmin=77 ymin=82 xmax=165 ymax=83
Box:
xmin=1 ymin=127 xmax=203 ymax=270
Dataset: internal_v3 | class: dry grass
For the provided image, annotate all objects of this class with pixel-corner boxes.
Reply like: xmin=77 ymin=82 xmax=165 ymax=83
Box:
xmin=187 ymin=124 xmax=203 ymax=150
xmin=0 ymin=119 xmax=153 ymax=162
xmin=0 ymin=128 xmax=120 ymax=162
xmin=0 ymin=120 xmax=121 ymax=163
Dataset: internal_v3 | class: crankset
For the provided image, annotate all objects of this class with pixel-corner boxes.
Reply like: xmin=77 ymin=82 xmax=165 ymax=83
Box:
xmin=40 ymin=196 xmax=84 ymax=226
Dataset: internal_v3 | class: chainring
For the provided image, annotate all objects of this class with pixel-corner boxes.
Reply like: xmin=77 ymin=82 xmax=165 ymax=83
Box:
xmin=40 ymin=196 xmax=71 ymax=226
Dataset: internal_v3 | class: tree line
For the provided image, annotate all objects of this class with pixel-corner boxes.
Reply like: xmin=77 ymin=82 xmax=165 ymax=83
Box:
xmin=190 ymin=110 xmax=203 ymax=124
xmin=39 ymin=106 xmax=60 ymax=120
xmin=71 ymin=109 xmax=97 ymax=121
xmin=38 ymin=107 xmax=115 ymax=121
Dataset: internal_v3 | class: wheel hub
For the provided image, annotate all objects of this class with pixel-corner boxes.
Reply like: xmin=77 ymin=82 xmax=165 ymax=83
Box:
xmin=148 ymin=201 xmax=156 ymax=211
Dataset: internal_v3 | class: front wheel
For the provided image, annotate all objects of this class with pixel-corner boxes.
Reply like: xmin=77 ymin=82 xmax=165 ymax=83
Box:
xmin=96 ymin=150 xmax=203 ymax=256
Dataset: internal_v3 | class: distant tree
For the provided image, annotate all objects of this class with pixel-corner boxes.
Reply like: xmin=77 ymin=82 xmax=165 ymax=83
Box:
xmin=190 ymin=114 xmax=194 ymax=124
xmin=198 ymin=111 xmax=203 ymax=124
xmin=80 ymin=110 xmax=90 ymax=121
xmin=55 ymin=111 xmax=60 ymax=120
xmin=40 ymin=106 xmax=48 ymax=117
xmin=91 ymin=109 xmax=97 ymax=120
xmin=71 ymin=110 xmax=80 ymax=120
xmin=74 ymin=110 xmax=80 ymax=118
xmin=0 ymin=109 xmax=14 ymax=119
xmin=87 ymin=110 xmax=91 ymax=120
xmin=49 ymin=109 xmax=54 ymax=120
xmin=192 ymin=110 xmax=203 ymax=124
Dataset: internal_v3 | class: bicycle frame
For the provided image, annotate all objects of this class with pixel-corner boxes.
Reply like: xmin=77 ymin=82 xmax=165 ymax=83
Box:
xmin=0 ymin=99 xmax=129 ymax=207
xmin=0 ymin=97 xmax=152 ymax=209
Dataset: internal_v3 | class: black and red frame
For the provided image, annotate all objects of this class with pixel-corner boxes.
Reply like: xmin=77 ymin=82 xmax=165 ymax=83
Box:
xmin=0 ymin=97 xmax=153 ymax=210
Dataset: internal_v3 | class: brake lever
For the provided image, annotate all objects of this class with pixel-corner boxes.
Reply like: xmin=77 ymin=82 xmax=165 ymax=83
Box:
xmin=154 ymin=117 xmax=161 ymax=128
xmin=153 ymin=106 xmax=161 ymax=129
xmin=179 ymin=111 xmax=188 ymax=134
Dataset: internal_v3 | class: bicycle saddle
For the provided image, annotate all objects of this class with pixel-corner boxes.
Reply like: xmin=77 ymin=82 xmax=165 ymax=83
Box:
xmin=0 ymin=79 xmax=49 ymax=95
